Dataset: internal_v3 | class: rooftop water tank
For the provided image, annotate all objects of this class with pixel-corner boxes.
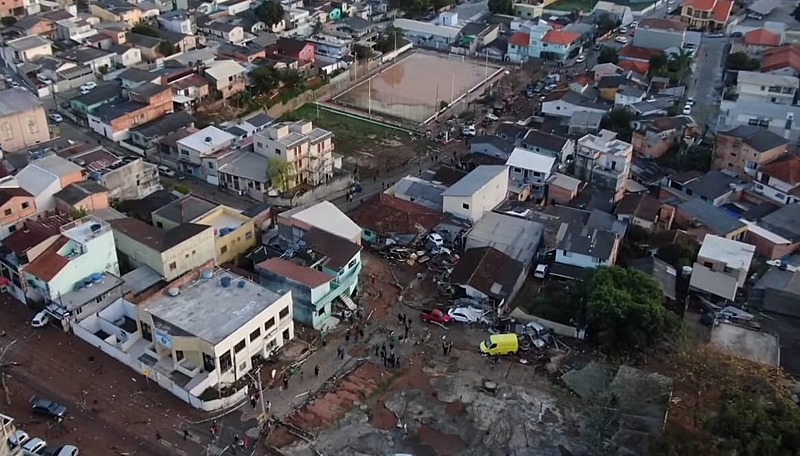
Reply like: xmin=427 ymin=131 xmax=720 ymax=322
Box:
xmin=220 ymin=276 xmax=232 ymax=288
xmin=681 ymin=266 xmax=693 ymax=277
xmin=167 ymin=287 xmax=180 ymax=297
xmin=201 ymin=270 xmax=213 ymax=280
xmin=91 ymin=272 xmax=103 ymax=282
xmin=237 ymin=280 xmax=246 ymax=288
xmin=90 ymin=224 xmax=102 ymax=232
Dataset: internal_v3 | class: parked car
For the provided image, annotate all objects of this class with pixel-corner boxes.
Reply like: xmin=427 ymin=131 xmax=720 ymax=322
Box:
xmin=157 ymin=166 xmax=176 ymax=178
xmin=426 ymin=232 xmax=444 ymax=249
xmin=22 ymin=437 xmax=48 ymax=454
xmin=79 ymin=82 xmax=96 ymax=91
xmin=53 ymin=445 xmax=79 ymax=456
xmin=30 ymin=396 xmax=67 ymax=419
xmin=682 ymin=104 xmax=692 ymax=115
xmin=8 ymin=429 xmax=30 ymax=449
xmin=619 ymin=27 xmax=628 ymax=33
xmin=686 ymin=97 xmax=695 ymax=106
xmin=533 ymin=264 xmax=549 ymax=279
xmin=485 ymin=112 xmax=498 ymax=121
xmin=448 ymin=307 xmax=490 ymax=324
xmin=575 ymin=55 xmax=585 ymax=63
xmin=48 ymin=113 xmax=63 ymax=123
xmin=708 ymin=32 xmax=726 ymax=38
xmin=630 ymin=21 xmax=638 ymax=28
xmin=615 ymin=36 xmax=628 ymax=44
xmin=31 ymin=311 xmax=49 ymax=328
xmin=461 ymin=124 xmax=476 ymax=136
xmin=420 ymin=309 xmax=452 ymax=325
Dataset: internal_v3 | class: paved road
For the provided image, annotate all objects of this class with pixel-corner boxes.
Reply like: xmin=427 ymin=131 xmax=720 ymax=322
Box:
xmin=687 ymin=36 xmax=729 ymax=128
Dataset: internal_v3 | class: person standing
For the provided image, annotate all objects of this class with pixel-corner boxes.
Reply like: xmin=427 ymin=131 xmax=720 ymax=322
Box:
xmin=314 ymin=365 xmax=320 ymax=377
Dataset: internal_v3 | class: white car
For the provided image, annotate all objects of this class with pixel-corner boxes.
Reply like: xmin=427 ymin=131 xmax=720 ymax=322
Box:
xmin=31 ymin=311 xmax=49 ymax=328
xmin=615 ymin=36 xmax=628 ymax=44
xmin=22 ymin=437 xmax=48 ymax=454
xmin=682 ymin=104 xmax=692 ymax=115
xmin=54 ymin=445 xmax=79 ymax=456
xmin=461 ymin=125 xmax=476 ymax=136
xmin=630 ymin=21 xmax=638 ymax=28
xmin=686 ymin=97 xmax=695 ymax=106
xmin=485 ymin=112 xmax=498 ymax=121
xmin=79 ymin=82 xmax=96 ymax=92
xmin=619 ymin=27 xmax=628 ymax=33
xmin=533 ymin=264 xmax=549 ymax=279
xmin=8 ymin=430 xmax=29 ymax=449
xmin=49 ymin=113 xmax=63 ymax=123
xmin=157 ymin=165 xmax=176 ymax=177
xmin=447 ymin=307 xmax=489 ymax=324
xmin=426 ymin=232 xmax=444 ymax=248
xmin=3 ymin=76 xmax=11 ymax=83
xmin=575 ymin=55 xmax=585 ymax=63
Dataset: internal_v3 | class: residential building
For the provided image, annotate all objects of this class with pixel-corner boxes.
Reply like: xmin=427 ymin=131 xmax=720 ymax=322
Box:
xmin=757 ymin=203 xmax=800 ymax=256
xmin=753 ymin=153 xmax=800 ymax=204
xmin=541 ymin=90 xmax=609 ymax=118
xmin=632 ymin=18 xmax=687 ymax=51
xmin=75 ymin=267 xmax=295 ymax=408
xmin=53 ymin=180 xmax=109 ymax=214
xmin=217 ymin=151 xmax=271 ymax=200
xmin=741 ymin=219 xmax=797 ymax=260
xmin=696 ymin=234 xmax=755 ymax=288
xmin=614 ymin=193 xmax=670 ymax=230
xmin=347 ymin=193 xmax=445 ymax=245
xmin=750 ymin=267 xmax=800 ymax=318
xmin=632 ymin=115 xmax=697 ymax=159
xmin=713 ymin=125 xmax=787 ymax=177
xmin=55 ymin=17 xmax=99 ymax=43
xmin=90 ymin=0 xmax=145 ymax=26
xmin=174 ymin=126 xmax=236 ymax=178
xmin=307 ymin=34 xmax=353 ymax=60
xmin=2 ymin=36 xmax=52 ymax=67
xmin=555 ymin=224 xmax=621 ymax=270
xmin=507 ymin=25 xmax=582 ymax=63
xmin=14 ymin=155 xmax=83 ymax=211
xmin=275 ymin=37 xmax=316 ymax=63
xmin=629 ymin=256 xmax=677 ymax=302
xmin=449 ymin=246 xmax=526 ymax=307
xmin=493 ymin=122 xmax=528 ymax=145
xmin=110 ymin=217 xmax=215 ymax=280
xmin=760 ymin=44 xmax=800 ymax=76
xmin=442 ymin=165 xmax=509 ymax=222
xmin=0 ymin=88 xmax=51 ymax=152
xmin=735 ymin=71 xmax=798 ymax=105
xmin=593 ymin=1 xmax=633 ymax=25
xmin=198 ymin=21 xmax=245 ymax=45
xmin=505 ymin=147 xmax=555 ymax=200
xmin=258 ymin=227 xmax=361 ymax=328
xmin=128 ymin=111 xmax=196 ymax=152
xmin=0 ymin=213 xmax=72 ymax=303
xmin=574 ymin=129 xmax=633 ymax=202
xmin=672 ymin=170 xmax=741 ymax=206
xmin=0 ymin=187 xmax=36 ymax=239
xmin=519 ymin=130 xmax=573 ymax=162
xmin=0 ymin=413 xmax=23 ymax=456
xmin=87 ymin=83 xmax=174 ymax=142
xmin=277 ymin=201 xmax=361 ymax=245
xmin=470 ymin=135 xmax=515 ymax=159
xmin=204 ymin=60 xmax=246 ymax=101
xmin=24 ymin=215 xmax=122 ymax=322
xmin=254 ymin=120 xmax=336 ymax=188
xmin=392 ymin=18 xmax=461 ymax=51
xmin=547 ymin=173 xmax=583 ymax=205
xmin=465 ymin=212 xmax=543 ymax=266
xmin=671 ymin=198 xmax=747 ymax=241
xmin=731 ymin=27 xmax=782 ymax=57
xmin=680 ymin=0 xmax=734 ymax=31
xmin=385 ymin=176 xmax=446 ymax=211
xmin=158 ymin=9 xmax=195 ymax=35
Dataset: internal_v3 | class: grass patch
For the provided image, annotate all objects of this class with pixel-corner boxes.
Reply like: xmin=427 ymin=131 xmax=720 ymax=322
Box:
xmin=285 ymin=104 xmax=409 ymax=152
xmin=630 ymin=1 xmax=655 ymax=10
xmin=546 ymin=0 xmax=596 ymax=11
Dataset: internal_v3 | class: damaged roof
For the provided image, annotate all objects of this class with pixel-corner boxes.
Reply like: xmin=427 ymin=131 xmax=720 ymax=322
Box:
xmin=348 ymin=193 xmax=447 ymax=237
xmin=449 ymin=246 xmax=524 ymax=300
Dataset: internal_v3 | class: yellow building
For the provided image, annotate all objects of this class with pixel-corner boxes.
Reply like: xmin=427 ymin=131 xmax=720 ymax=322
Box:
xmin=89 ymin=1 xmax=145 ymax=26
xmin=679 ymin=0 xmax=733 ymax=31
xmin=152 ymin=195 xmax=256 ymax=264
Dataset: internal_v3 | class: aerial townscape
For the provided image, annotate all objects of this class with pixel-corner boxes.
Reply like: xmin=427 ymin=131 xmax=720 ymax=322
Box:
xmin=3 ymin=0 xmax=800 ymax=454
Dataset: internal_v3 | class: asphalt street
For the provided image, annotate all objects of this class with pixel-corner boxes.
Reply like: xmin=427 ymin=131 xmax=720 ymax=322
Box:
xmin=687 ymin=36 xmax=729 ymax=128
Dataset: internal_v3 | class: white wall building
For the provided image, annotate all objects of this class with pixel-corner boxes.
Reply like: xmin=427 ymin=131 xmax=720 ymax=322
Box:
xmin=254 ymin=120 xmax=337 ymax=188
xmin=736 ymin=71 xmax=798 ymax=105
xmin=442 ymin=165 xmax=509 ymax=222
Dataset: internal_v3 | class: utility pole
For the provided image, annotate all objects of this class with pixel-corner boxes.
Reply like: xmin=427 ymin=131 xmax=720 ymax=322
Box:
xmin=0 ymin=339 xmax=18 ymax=405
xmin=245 ymin=370 xmax=268 ymax=424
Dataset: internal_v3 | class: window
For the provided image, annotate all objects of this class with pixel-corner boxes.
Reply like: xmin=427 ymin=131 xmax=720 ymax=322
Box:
xmin=176 ymin=350 xmax=184 ymax=361
xmin=318 ymin=306 xmax=326 ymax=317
xmin=7 ymin=225 xmax=15 ymax=233
xmin=3 ymin=209 xmax=10 ymax=216
xmin=219 ymin=350 xmax=232 ymax=372
xmin=250 ymin=328 xmax=261 ymax=341
xmin=265 ymin=317 xmax=276 ymax=332
xmin=21 ymin=202 xmax=29 ymax=209
xmin=234 ymin=339 xmax=246 ymax=352
xmin=347 ymin=259 xmax=356 ymax=269
xmin=27 ymin=119 xmax=38 ymax=135
xmin=513 ymin=167 xmax=522 ymax=173
xmin=169 ymin=262 xmax=177 ymax=270
xmin=462 ymin=202 xmax=470 ymax=209
xmin=156 ymin=221 xmax=163 ymax=228
xmin=245 ymin=231 xmax=253 ymax=239
xmin=257 ymin=142 xmax=263 ymax=149
xmin=0 ymin=122 xmax=13 ymax=140
xmin=776 ymin=192 xmax=786 ymax=199
xmin=207 ymin=162 xmax=214 ymax=169
xmin=703 ymin=261 xmax=713 ymax=268
xmin=275 ymin=148 xmax=281 ymax=155
xmin=181 ymin=150 xmax=189 ymax=156
xmin=279 ymin=306 xmax=289 ymax=319
xmin=755 ymin=183 xmax=764 ymax=190
xmin=221 ymin=245 xmax=228 ymax=254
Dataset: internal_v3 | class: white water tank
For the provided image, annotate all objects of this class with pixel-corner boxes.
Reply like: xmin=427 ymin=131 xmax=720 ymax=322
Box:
xmin=681 ymin=266 xmax=693 ymax=277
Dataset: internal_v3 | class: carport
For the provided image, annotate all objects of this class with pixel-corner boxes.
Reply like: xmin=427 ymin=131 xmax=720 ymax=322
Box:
xmin=748 ymin=0 xmax=779 ymax=15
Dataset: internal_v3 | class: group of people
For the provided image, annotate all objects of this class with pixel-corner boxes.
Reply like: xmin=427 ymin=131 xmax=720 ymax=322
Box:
xmin=375 ymin=342 xmax=400 ymax=368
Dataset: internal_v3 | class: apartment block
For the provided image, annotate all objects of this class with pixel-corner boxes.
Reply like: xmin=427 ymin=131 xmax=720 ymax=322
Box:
xmin=254 ymin=120 xmax=337 ymax=188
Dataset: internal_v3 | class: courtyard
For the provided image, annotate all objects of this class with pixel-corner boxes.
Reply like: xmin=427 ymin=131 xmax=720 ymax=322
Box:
xmin=332 ymin=51 xmax=502 ymax=124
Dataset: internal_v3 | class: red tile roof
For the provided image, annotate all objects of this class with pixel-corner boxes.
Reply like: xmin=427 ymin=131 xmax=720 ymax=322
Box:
xmin=0 ymin=187 xmax=32 ymax=206
xmin=618 ymin=46 xmax=662 ymax=62
xmin=24 ymin=236 xmax=70 ymax=282
xmin=761 ymin=44 xmax=800 ymax=73
xmin=542 ymin=30 xmax=580 ymax=45
xmin=3 ymin=214 xmax=71 ymax=256
xmin=258 ymin=258 xmax=333 ymax=288
xmin=683 ymin=0 xmax=716 ymax=10
xmin=347 ymin=193 xmax=447 ymax=237
xmin=759 ymin=154 xmax=800 ymax=186
xmin=509 ymin=32 xmax=529 ymax=47
xmin=744 ymin=28 xmax=780 ymax=46
xmin=618 ymin=59 xmax=650 ymax=75
xmin=712 ymin=0 xmax=734 ymax=22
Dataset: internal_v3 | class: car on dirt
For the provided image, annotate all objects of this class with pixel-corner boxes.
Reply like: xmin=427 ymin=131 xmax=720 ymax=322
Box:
xmin=420 ymin=309 xmax=452 ymax=325
xmin=30 ymin=396 xmax=67 ymax=419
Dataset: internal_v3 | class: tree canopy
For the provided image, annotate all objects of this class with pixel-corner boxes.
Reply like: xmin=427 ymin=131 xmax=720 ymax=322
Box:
xmin=132 ymin=23 xmax=160 ymax=37
xmin=255 ymin=0 xmax=285 ymax=27
xmin=596 ymin=13 xmax=617 ymax=34
xmin=488 ymin=0 xmax=514 ymax=15
xmin=586 ymin=267 xmax=677 ymax=355
xmin=726 ymin=51 xmax=760 ymax=71
xmin=375 ymin=27 xmax=406 ymax=53
xmin=158 ymin=41 xmax=176 ymax=57
xmin=267 ymin=157 xmax=296 ymax=192
xmin=597 ymin=46 xmax=618 ymax=64
xmin=601 ymin=108 xmax=634 ymax=141
xmin=1 ymin=16 xmax=17 ymax=26
xmin=251 ymin=67 xmax=279 ymax=95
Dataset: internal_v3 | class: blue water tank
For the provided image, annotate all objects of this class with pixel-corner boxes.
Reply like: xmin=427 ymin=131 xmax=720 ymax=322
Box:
xmin=220 ymin=276 xmax=232 ymax=288
xmin=237 ymin=280 xmax=246 ymax=288
xmin=83 ymin=277 xmax=93 ymax=285
xmin=91 ymin=272 xmax=103 ymax=282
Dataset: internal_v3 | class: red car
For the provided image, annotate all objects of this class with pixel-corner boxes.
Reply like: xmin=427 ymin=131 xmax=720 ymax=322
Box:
xmin=420 ymin=309 xmax=452 ymax=324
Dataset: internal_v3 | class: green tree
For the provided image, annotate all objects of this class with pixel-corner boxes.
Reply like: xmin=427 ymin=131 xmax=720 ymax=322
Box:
xmin=251 ymin=66 xmax=279 ymax=95
xmin=649 ymin=52 xmax=668 ymax=73
xmin=726 ymin=51 xmax=760 ymax=71
xmin=279 ymin=69 xmax=303 ymax=90
xmin=601 ymin=107 xmax=634 ymax=140
xmin=655 ymin=239 xmax=699 ymax=269
xmin=586 ymin=267 xmax=677 ymax=355
xmin=375 ymin=27 xmax=405 ymax=53
xmin=596 ymin=13 xmax=617 ymax=34
xmin=1 ymin=16 xmax=17 ymax=26
xmin=267 ymin=157 xmax=296 ymax=192
xmin=597 ymin=46 xmax=618 ymax=64
xmin=158 ymin=41 xmax=176 ymax=56
xmin=255 ymin=0 xmax=285 ymax=27
xmin=488 ymin=0 xmax=513 ymax=15
xmin=71 ymin=207 xmax=89 ymax=219
xmin=353 ymin=44 xmax=372 ymax=60
xmin=132 ymin=23 xmax=160 ymax=37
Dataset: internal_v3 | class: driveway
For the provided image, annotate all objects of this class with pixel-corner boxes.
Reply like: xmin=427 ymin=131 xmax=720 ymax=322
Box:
xmin=687 ymin=35 xmax=730 ymax=128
